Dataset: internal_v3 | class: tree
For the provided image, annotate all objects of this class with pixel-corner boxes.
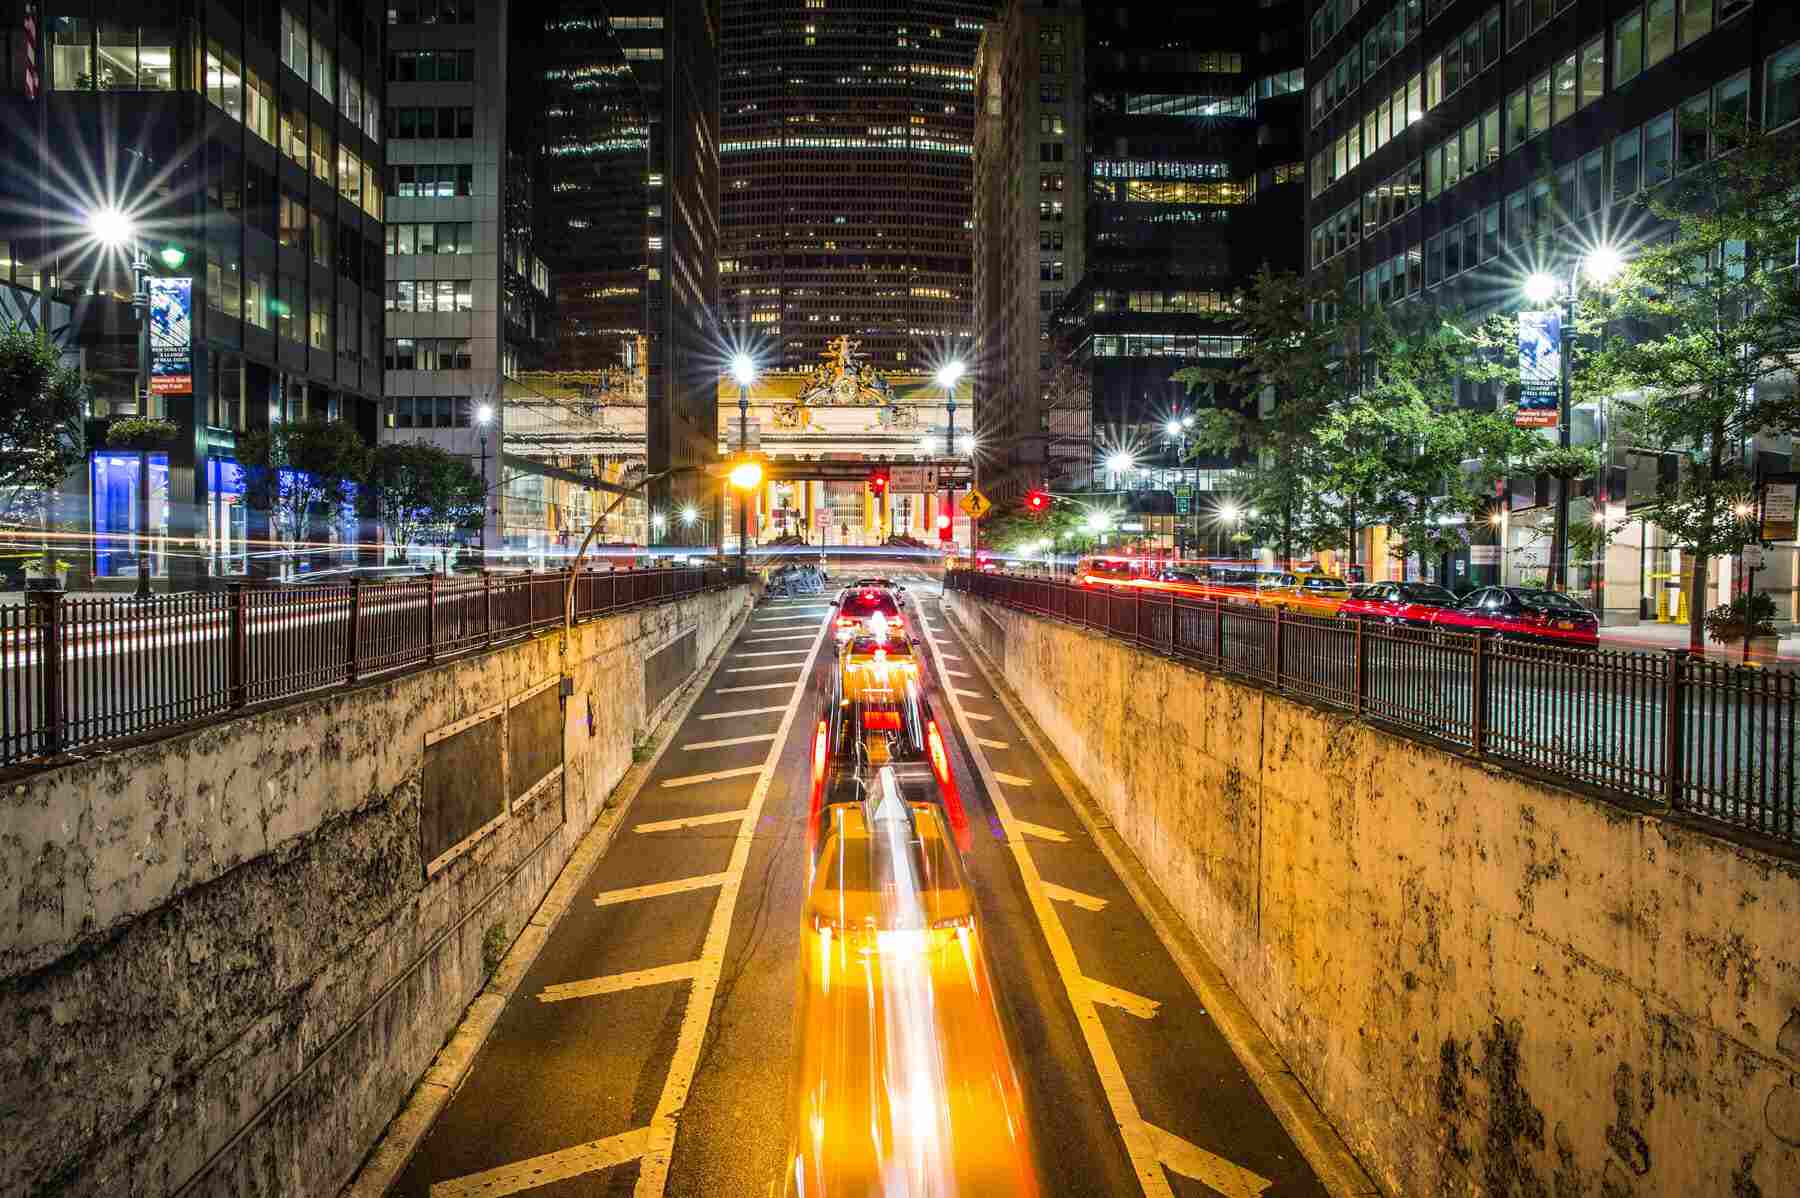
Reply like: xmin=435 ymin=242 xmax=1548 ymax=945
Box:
xmin=0 ymin=322 xmax=86 ymax=527
xmin=237 ymin=419 xmax=372 ymax=572
xmin=1576 ymin=122 xmax=1800 ymax=650
xmin=365 ymin=441 xmax=485 ymax=569
xmin=978 ymin=495 xmax=1088 ymax=556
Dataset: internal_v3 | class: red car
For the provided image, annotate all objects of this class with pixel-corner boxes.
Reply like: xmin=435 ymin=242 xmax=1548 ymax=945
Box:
xmin=1336 ymin=581 xmax=1460 ymax=626
xmin=1427 ymin=586 xmax=1599 ymax=647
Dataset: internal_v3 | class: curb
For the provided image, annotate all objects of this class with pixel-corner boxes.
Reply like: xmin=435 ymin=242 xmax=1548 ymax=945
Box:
xmin=939 ymin=591 xmax=1384 ymax=1198
xmin=339 ymin=592 xmax=756 ymax=1198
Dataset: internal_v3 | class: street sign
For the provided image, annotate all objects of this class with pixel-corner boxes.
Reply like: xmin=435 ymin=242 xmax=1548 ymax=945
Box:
xmin=1762 ymin=481 xmax=1797 ymax=541
xmin=1743 ymin=544 xmax=1765 ymax=570
xmin=728 ymin=419 xmax=761 ymax=453
xmin=1175 ymin=497 xmax=1190 ymax=515
xmin=958 ymin=489 xmax=992 ymax=520
xmin=1469 ymin=545 xmax=1501 ymax=565
xmin=889 ymin=465 xmax=937 ymax=492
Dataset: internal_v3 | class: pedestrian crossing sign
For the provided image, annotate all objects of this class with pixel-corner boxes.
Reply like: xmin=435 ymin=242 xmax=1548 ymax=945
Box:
xmin=958 ymin=489 xmax=992 ymax=520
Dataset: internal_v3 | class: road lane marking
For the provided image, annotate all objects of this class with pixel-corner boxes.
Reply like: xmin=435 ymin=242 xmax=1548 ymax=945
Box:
xmin=961 ymin=711 xmax=994 ymax=722
xmin=735 ymin=650 xmax=813 ymax=659
xmin=943 ymin=598 xmax=1375 ymax=1198
xmin=992 ymin=771 xmax=1032 ymax=787
xmin=1086 ymin=977 xmax=1162 ymax=1020
xmin=636 ymin=809 xmax=749 ymax=834
xmin=939 ymin=653 xmax=963 ymax=660
xmin=659 ymin=765 xmax=766 ymax=788
xmin=1016 ymin=819 xmax=1070 ymax=843
xmin=744 ymin=634 xmax=816 ymax=642
xmin=945 ymin=669 xmax=972 ymax=678
xmin=1044 ymin=882 xmax=1109 ymax=912
xmin=975 ymin=737 xmax=1011 ymax=750
xmin=697 ymin=706 xmax=788 ymax=721
xmin=593 ymin=873 xmax=731 ymax=905
xmin=428 ymin=1126 xmax=650 ymax=1197
xmin=683 ymin=733 xmax=777 ymax=751
xmin=915 ymin=604 xmax=1189 ymax=1198
xmin=951 ymin=687 xmax=983 ymax=698
xmin=751 ymin=621 xmax=817 ymax=629
xmin=726 ymin=664 xmax=806 ymax=673
xmin=635 ymin=604 xmax=832 ymax=1198
xmin=537 ymin=961 xmax=702 ymax=1003
xmin=715 ymin=683 xmax=794 ymax=695
xmin=1142 ymin=1121 xmax=1273 ymax=1197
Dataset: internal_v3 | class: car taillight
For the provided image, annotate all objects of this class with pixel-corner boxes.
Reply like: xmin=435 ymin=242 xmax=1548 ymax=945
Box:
xmin=811 ymin=719 xmax=828 ymax=786
xmin=926 ymin=719 xmax=950 ymax=786
xmin=863 ymin=710 xmax=902 ymax=730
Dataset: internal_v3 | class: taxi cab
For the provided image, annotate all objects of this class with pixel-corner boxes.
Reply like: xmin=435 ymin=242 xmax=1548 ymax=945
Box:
xmin=835 ymin=587 xmax=905 ymax=641
xmin=785 ymin=773 xmax=1040 ymax=1198
xmin=1253 ymin=571 xmax=1352 ymax=616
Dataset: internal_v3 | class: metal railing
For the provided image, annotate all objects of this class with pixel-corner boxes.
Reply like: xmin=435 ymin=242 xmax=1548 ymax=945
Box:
xmin=0 ymin=567 xmax=730 ymax=770
xmin=947 ymin=571 xmax=1800 ymax=847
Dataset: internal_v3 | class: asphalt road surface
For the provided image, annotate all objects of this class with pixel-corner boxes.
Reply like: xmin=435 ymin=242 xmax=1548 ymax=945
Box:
xmin=383 ymin=573 xmax=1332 ymax=1197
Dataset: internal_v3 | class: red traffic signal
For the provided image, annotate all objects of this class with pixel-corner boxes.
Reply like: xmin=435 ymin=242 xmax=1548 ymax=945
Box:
xmin=869 ymin=467 xmax=889 ymax=495
xmin=936 ymin=513 xmax=953 ymax=538
xmin=1025 ymin=489 xmax=1052 ymax=513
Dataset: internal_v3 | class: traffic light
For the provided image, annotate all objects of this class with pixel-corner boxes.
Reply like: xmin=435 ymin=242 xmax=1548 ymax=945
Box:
xmin=936 ymin=513 xmax=953 ymax=539
xmin=1025 ymin=489 xmax=1052 ymax=515
xmin=869 ymin=468 xmax=889 ymax=497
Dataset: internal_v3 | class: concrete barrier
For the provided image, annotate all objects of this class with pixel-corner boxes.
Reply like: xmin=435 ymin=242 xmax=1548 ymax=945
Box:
xmin=0 ymin=584 xmax=749 ymax=1197
xmin=945 ymin=590 xmax=1800 ymax=1198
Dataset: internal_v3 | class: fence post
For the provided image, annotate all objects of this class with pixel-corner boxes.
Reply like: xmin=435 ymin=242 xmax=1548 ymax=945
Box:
xmin=1132 ymin=590 xmax=1142 ymax=646
xmin=346 ymin=577 xmax=364 ymax=684
xmin=228 ymin=582 xmax=248 ymax=709
xmin=29 ymin=590 xmax=64 ymax=756
xmin=1470 ymin=629 xmax=1488 ymax=757
xmin=425 ymin=573 xmax=439 ymax=665
xmin=1212 ymin=600 xmax=1224 ymax=665
xmin=1663 ymin=649 xmax=1687 ymax=810
xmin=1165 ymin=595 xmax=1176 ymax=657
xmin=483 ymin=572 xmax=495 ymax=648
xmin=1271 ymin=604 xmax=1284 ymax=688
xmin=1352 ymin=614 xmax=1366 ymax=716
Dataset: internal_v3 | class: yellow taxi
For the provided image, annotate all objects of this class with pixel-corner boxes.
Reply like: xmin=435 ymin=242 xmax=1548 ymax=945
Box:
xmin=785 ymin=774 xmax=1041 ymax=1197
xmin=1253 ymin=570 xmax=1353 ymax=616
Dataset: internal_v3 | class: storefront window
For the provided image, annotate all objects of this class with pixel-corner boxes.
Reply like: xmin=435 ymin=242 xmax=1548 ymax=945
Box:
xmin=207 ymin=458 xmax=248 ymax=577
xmin=90 ymin=453 xmax=169 ymax=578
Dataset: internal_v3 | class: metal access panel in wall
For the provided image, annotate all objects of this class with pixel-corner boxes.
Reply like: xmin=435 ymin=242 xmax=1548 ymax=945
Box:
xmin=509 ymin=677 xmax=565 ymax=814
xmin=422 ymin=702 xmax=506 ymax=876
xmin=644 ymin=626 xmax=699 ymax=713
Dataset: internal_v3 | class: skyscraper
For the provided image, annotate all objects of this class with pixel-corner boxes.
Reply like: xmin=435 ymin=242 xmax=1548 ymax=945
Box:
xmin=973 ymin=1 xmax=1307 ymax=511
xmin=721 ymin=0 xmax=987 ymax=373
xmin=525 ymin=0 xmax=721 ymax=519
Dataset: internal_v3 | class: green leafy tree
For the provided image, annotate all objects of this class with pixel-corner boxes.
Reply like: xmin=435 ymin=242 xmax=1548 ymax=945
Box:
xmin=1576 ymin=122 xmax=1800 ymax=650
xmin=237 ymin=418 xmax=372 ymax=569
xmin=365 ymin=441 xmax=486 ymax=569
xmin=977 ymin=495 xmax=1089 ymax=556
xmin=0 ymin=322 xmax=86 ymax=526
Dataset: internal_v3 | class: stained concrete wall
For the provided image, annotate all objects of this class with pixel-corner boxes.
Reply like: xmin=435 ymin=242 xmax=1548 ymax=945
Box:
xmin=945 ymin=591 xmax=1800 ymax=1198
xmin=0 ymin=584 xmax=749 ymax=1197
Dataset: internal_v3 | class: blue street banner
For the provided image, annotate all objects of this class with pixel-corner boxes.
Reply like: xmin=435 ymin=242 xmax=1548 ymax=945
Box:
xmin=149 ymin=277 xmax=193 ymax=396
xmin=1516 ymin=309 xmax=1561 ymax=429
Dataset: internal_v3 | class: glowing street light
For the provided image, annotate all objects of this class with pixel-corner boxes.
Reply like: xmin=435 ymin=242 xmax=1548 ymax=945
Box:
xmin=679 ymin=503 xmax=699 ymax=527
xmin=474 ymin=403 xmax=496 ymax=558
xmin=936 ymin=358 xmax=972 ymax=552
xmin=1105 ymin=451 xmax=1137 ymax=477
xmin=87 ymin=206 xmax=135 ymax=247
xmin=935 ymin=360 xmax=967 ymax=388
xmin=1523 ymin=243 xmax=1628 ymax=590
xmin=731 ymin=353 xmax=758 ymax=387
xmin=729 ymin=460 xmax=763 ymax=491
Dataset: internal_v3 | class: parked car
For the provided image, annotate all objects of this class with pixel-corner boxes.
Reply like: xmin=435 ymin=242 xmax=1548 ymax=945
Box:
xmin=1336 ymin=581 xmax=1460 ymax=626
xmin=1427 ymin=586 xmax=1600 ymax=647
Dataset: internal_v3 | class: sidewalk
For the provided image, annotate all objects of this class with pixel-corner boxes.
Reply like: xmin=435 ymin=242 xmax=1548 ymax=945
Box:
xmin=1600 ymin=619 xmax=1800 ymax=661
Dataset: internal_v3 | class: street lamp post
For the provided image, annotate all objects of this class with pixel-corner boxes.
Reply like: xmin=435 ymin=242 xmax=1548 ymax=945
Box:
xmin=89 ymin=208 xmax=160 ymax=599
xmin=937 ymin=360 xmax=966 ymax=552
xmin=1525 ymin=246 xmax=1623 ymax=591
xmin=475 ymin=402 xmax=494 ymax=562
xmin=731 ymin=354 xmax=758 ymax=573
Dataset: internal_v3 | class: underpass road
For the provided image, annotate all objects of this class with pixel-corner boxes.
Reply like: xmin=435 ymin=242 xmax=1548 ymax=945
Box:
xmin=378 ymin=572 xmax=1347 ymax=1198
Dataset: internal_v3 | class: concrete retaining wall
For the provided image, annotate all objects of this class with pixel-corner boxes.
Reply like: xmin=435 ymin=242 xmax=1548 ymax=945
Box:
xmin=0 ymin=584 xmax=749 ymax=1197
xmin=945 ymin=591 xmax=1800 ymax=1198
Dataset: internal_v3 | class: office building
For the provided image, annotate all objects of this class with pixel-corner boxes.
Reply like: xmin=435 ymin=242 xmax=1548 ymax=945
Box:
xmin=974 ymin=1 xmax=1308 ymax=510
xmin=0 ymin=1 xmax=388 ymax=587
xmin=381 ymin=0 xmax=558 ymax=559
xmin=721 ymin=0 xmax=987 ymax=373
xmin=1303 ymin=0 xmax=1800 ymax=613
xmin=527 ymin=0 xmax=721 ymax=525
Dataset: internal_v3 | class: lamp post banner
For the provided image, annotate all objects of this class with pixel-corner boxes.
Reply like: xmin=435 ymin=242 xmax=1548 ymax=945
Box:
xmin=1516 ymin=309 xmax=1561 ymax=429
xmin=149 ymin=277 xmax=193 ymax=396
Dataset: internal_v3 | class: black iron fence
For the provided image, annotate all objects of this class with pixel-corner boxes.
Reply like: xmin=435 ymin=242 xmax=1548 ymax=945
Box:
xmin=947 ymin=571 xmax=1800 ymax=847
xmin=0 ymin=567 xmax=730 ymax=770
